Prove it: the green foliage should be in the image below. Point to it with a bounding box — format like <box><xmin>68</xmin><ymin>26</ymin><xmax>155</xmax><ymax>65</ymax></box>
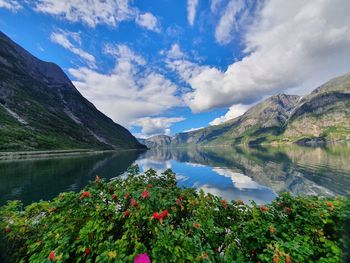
<box><xmin>0</xmin><ymin>166</ymin><xmax>348</xmax><ymax>262</ymax></box>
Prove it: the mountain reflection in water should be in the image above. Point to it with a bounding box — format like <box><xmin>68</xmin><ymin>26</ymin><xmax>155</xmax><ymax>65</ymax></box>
<box><xmin>1</xmin><ymin>145</ymin><xmax>349</xmax><ymax>206</ymax></box>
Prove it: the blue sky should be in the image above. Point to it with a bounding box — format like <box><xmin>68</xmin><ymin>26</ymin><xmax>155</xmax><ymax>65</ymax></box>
<box><xmin>1</xmin><ymin>0</ymin><xmax>350</xmax><ymax>138</ymax></box>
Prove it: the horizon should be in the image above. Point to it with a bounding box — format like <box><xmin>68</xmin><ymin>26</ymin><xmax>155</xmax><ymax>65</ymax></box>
<box><xmin>1</xmin><ymin>0</ymin><xmax>350</xmax><ymax>138</ymax></box>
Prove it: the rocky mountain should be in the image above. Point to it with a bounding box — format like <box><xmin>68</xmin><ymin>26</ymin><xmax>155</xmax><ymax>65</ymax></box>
<box><xmin>138</xmin><ymin>135</ymin><xmax>172</xmax><ymax>148</ymax></box>
<box><xmin>171</xmin><ymin>93</ymin><xmax>303</xmax><ymax>146</ymax></box>
<box><xmin>160</xmin><ymin>73</ymin><xmax>350</xmax><ymax>147</ymax></box>
<box><xmin>0</xmin><ymin>31</ymin><xmax>145</xmax><ymax>151</ymax></box>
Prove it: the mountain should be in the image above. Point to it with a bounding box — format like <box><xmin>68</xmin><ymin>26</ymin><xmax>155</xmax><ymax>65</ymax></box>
<box><xmin>165</xmin><ymin>73</ymin><xmax>350</xmax><ymax>147</ymax></box>
<box><xmin>0</xmin><ymin>31</ymin><xmax>145</xmax><ymax>151</ymax></box>
<box><xmin>138</xmin><ymin>135</ymin><xmax>172</xmax><ymax>148</ymax></box>
<box><xmin>283</xmin><ymin>73</ymin><xmax>350</xmax><ymax>143</ymax></box>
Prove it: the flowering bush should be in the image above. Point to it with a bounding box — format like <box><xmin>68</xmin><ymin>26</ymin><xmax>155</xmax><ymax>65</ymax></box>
<box><xmin>0</xmin><ymin>166</ymin><xmax>349</xmax><ymax>262</ymax></box>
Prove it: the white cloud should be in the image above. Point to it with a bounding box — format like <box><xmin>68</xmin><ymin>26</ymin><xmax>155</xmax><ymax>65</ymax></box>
<box><xmin>135</xmin><ymin>12</ymin><xmax>160</xmax><ymax>32</ymax></box>
<box><xmin>187</xmin><ymin>0</ymin><xmax>199</xmax><ymax>26</ymax></box>
<box><xmin>168</xmin><ymin>0</ymin><xmax>350</xmax><ymax>113</ymax></box>
<box><xmin>183</xmin><ymin>127</ymin><xmax>204</xmax><ymax>132</ymax></box>
<box><xmin>50</xmin><ymin>30</ymin><xmax>96</xmax><ymax>68</ymax></box>
<box><xmin>166</xmin><ymin>44</ymin><xmax>186</xmax><ymax>59</ymax></box>
<box><xmin>69</xmin><ymin>44</ymin><xmax>181</xmax><ymax>128</ymax></box>
<box><xmin>103</xmin><ymin>43</ymin><xmax>145</xmax><ymax>66</ymax></box>
<box><xmin>210</xmin><ymin>104</ymin><xmax>249</xmax><ymax>125</ymax></box>
<box><xmin>132</xmin><ymin>117</ymin><xmax>185</xmax><ymax>137</ymax></box>
<box><xmin>210</xmin><ymin>0</ymin><xmax>224</xmax><ymax>13</ymax></box>
<box><xmin>215</xmin><ymin>0</ymin><xmax>245</xmax><ymax>44</ymax></box>
<box><xmin>33</xmin><ymin>0</ymin><xmax>160</xmax><ymax>31</ymax></box>
<box><xmin>214</xmin><ymin>168</ymin><xmax>260</xmax><ymax>189</ymax></box>
<box><xmin>0</xmin><ymin>0</ymin><xmax>21</xmax><ymax>11</ymax></box>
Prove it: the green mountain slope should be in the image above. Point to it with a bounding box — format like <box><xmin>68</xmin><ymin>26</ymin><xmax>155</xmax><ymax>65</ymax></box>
<box><xmin>171</xmin><ymin>73</ymin><xmax>350</xmax><ymax>146</ymax></box>
<box><xmin>0</xmin><ymin>31</ymin><xmax>145</xmax><ymax>151</ymax></box>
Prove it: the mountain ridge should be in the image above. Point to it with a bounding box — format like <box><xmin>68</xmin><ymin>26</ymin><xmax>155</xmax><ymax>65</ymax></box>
<box><xmin>143</xmin><ymin>73</ymin><xmax>350</xmax><ymax>148</ymax></box>
<box><xmin>0</xmin><ymin>31</ymin><xmax>145</xmax><ymax>151</ymax></box>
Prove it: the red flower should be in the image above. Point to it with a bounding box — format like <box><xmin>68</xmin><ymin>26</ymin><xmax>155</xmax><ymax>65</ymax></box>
<box><xmin>221</xmin><ymin>199</ymin><xmax>227</xmax><ymax>209</ymax></box>
<box><xmin>285</xmin><ymin>255</ymin><xmax>291</xmax><ymax>263</ymax></box>
<box><xmin>141</xmin><ymin>190</ymin><xmax>149</xmax><ymax>199</ymax></box>
<box><xmin>273</xmin><ymin>253</ymin><xmax>279</xmax><ymax>263</ymax></box>
<box><xmin>179</xmin><ymin>195</ymin><xmax>184</xmax><ymax>201</ymax></box>
<box><xmin>326</xmin><ymin>202</ymin><xmax>334</xmax><ymax>207</ymax></box>
<box><xmin>131</xmin><ymin>198</ymin><xmax>137</xmax><ymax>206</ymax></box>
<box><xmin>176</xmin><ymin>199</ymin><xmax>181</xmax><ymax>206</ymax></box>
<box><xmin>153</xmin><ymin>209</ymin><xmax>168</xmax><ymax>221</ymax></box>
<box><xmin>124</xmin><ymin>193</ymin><xmax>130</xmax><ymax>199</ymax></box>
<box><xmin>112</xmin><ymin>194</ymin><xmax>117</xmax><ymax>200</ymax></box>
<box><xmin>134</xmin><ymin>253</ymin><xmax>151</xmax><ymax>263</ymax></box>
<box><xmin>160</xmin><ymin>209</ymin><xmax>168</xmax><ymax>218</ymax></box>
<box><xmin>193</xmin><ymin>222</ymin><xmax>201</xmax><ymax>229</ymax></box>
<box><xmin>153</xmin><ymin>212</ymin><xmax>160</xmax><ymax>220</ymax></box>
<box><xmin>80</xmin><ymin>191</ymin><xmax>91</xmax><ymax>199</ymax></box>
<box><xmin>124</xmin><ymin>210</ymin><xmax>130</xmax><ymax>217</ymax></box>
<box><xmin>260</xmin><ymin>205</ymin><xmax>269</xmax><ymax>212</ymax></box>
<box><xmin>95</xmin><ymin>176</ymin><xmax>100</xmax><ymax>183</ymax></box>
<box><xmin>147</xmin><ymin>183</ymin><xmax>153</xmax><ymax>189</ymax></box>
<box><xmin>48</xmin><ymin>251</ymin><xmax>55</xmax><ymax>261</ymax></box>
<box><xmin>85</xmin><ymin>247</ymin><xmax>91</xmax><ymax>255</ymax></box>
<box><xmin>284</xmin><ymin>207</ymin><xmax>292</xmax><ymax>214</ymax></box>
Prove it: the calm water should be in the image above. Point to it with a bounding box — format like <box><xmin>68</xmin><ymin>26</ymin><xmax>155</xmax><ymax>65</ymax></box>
<box><xmin>1</xmin><ymin>145</ymin><xmax>350</xmax><ymax>206</ymax></box>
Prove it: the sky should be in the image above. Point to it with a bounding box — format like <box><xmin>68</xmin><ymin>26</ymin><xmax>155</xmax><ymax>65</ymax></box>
<box><xmin>0</xmin><ymin>0</ymin><xmax>350</xmax><ymax>138</ymax></box>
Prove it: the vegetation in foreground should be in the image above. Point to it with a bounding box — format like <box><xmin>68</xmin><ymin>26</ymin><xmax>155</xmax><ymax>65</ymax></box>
<box><xmin>0</xmin><ymin>166</ymin><xmax>349</xmax><ymax>262</ymax></box>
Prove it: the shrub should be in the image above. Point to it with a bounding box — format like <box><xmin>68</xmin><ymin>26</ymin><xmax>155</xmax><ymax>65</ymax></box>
<box><xmin>0</xmin><ymin>166</ymin><xmax>348</xmax><ymax>262</ymax></box>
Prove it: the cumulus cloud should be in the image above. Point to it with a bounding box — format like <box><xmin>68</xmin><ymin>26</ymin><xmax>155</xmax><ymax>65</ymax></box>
<box><xmin>32</xmin><ymin>0</ymin><xmax>160</xmax><ymax>31</ymax></box>
<box><xmin>135</xmin><ymin>12</ymin><xmax>160</xmax><ymax>32</ymax></box>
<box><xmin>50</xmin><ymin>30</ymin><xmax>96</xmax><ymax>68</ymax></box>
<box><xmin>187</xmin><ymin>0</ymin><xmax>199</xmax><ymax>26</ymax></box>
<box><xmin>0</xmin><ymin>0</ymin><xmax>21</xmax><ymax>11</ymax></box>
<box><xmin>69</xmin><ymin>44</ymin><xmax>181</xmax><ymax>131</ymax></box>
<box><xmin>210</xmin><ymin>104</ymin><xmax>249</xmax><ymax>125</ymax></box>
<box><xmin>132</xmin><ymin>117</ymin><xmax>185</xmax><ymax>137</ymax></box>
<box><xmin>168</xmin><ymin>0</ymin><xmax>350</xmax><ymax>113</ymax></box>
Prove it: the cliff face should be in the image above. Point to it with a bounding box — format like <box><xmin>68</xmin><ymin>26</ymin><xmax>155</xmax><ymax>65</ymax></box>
<box><xmin>0</xmin><ymin>31</ymin><xmax>145</xmax><ymax>151</ymax></box>
<box><xmin>284</xmin><ymin>73</ymin><xmax>350</xmax><ymax>142</ymax></box>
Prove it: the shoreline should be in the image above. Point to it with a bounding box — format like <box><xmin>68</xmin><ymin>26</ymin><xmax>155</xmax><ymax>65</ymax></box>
<box><xmin>0</xmin><ymin>148</ymin><xmax>145</xmax><ymax>162</ymax></box>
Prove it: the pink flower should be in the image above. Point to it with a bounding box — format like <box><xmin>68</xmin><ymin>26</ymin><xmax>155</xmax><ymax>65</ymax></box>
<box><xmin>134</xmin><ymin>253</ymin><xmax>151</xmax><ymax>263</ymax></box>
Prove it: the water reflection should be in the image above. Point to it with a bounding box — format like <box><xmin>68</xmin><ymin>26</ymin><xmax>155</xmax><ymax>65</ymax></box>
<box><xmin>0</xmin><ymin>145</ymin><xmax>349</xmax><ymax>206</ymax></box>
<box><xmin>136</xmin><ymin>145</ymin><xmax>350</xmax><ymax>203</ymax></box>
<box><xmin>0</xmin><ymin>151</ymin><xmax>141</xmax><ymax>206</ymax></box>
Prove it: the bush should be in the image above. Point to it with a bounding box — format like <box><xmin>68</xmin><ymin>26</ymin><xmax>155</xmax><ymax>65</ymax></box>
<box><xmin>0</xmin><ymin>166</ymin><xmax>348</xmax><ymax>262</ymax></box>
